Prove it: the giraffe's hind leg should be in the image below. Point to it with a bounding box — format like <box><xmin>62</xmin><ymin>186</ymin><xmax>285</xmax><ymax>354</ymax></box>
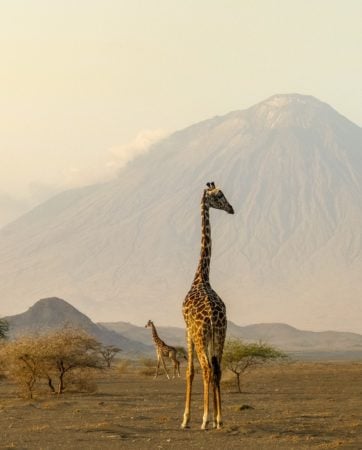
<box><xmin>200</xmin><ymin>356</ymin><xmax>211</xmax><ymax>430</ymax></box>
<box><xmin>212</xmin><ymin>380</ymin><xmax>223</xmax><ymax>428</ymax></box>
<box><xmin>211</xmin><ymin>356</ymin><xmax>223</xmax><ymax>429</ymax></box>
<box><xmin>171</xmin><ymin>352</ymin><xmax>180</xmax><ymax>378</ymax></box>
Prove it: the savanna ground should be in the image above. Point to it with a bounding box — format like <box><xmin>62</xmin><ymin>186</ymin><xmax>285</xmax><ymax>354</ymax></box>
<box><xmin>1</xmin><ymin>360</ymin><xmax>362</xmax><ymax>449</ymax></box>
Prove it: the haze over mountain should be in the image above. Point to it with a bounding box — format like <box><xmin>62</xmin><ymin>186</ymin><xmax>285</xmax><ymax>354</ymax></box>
<box><xmin>0</xmin><ymin>94</ymin><xmax>361</xmax><ymax>332</ymax></box>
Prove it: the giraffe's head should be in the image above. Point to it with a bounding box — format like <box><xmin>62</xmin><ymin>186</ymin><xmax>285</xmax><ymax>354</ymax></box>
<box><xmin>145</xmin><ymin>320</ymin><xmax>153</xmax><ymax>328</ymax></box>
<box><xmin>204</xmin><ymin>182</ymin><xmax>234</xmax><ymax>214</ymax></box>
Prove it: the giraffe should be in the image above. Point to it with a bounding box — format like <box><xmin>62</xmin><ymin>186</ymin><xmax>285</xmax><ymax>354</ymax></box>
<box><xmin>145</xmin><ymin>320</ymin><xmax>181</xmax><ymax>379</ymax></box>
<box><xmin>181</xmin><ymin>182</ymin><xmax>234</xmax><ymax>430</ymax></box>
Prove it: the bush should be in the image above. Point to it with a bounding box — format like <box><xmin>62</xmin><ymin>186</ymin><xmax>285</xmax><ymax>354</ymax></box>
<box><xmin>115</xmin><ymin>359</ymin><xmax>130</xmax><ymax>375</ymax></box>
<box><xmin>139</xmin><ymin>358</ymin><xmax>156</xmax><ymax>376</ymax></box>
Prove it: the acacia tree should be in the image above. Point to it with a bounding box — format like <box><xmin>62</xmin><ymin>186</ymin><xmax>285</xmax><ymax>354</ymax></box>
<box><xmin>0</xmin><ymin>336</ymin><xmax>43</xmax><ymax>398</ymax></box>
<box><xmin>99</xmin><ymin>345</ymin><xmax>122</xmax><ymax>368</ymax></box>
<box><xmin>40</xmin><ymin>328</ymin><xmax>103</xmax><ymax>394</ymax></box>
<box><xmin>0</xmin><ymin>328</ymin><xmax>103</xmax><ymax>397</ymax></box>
<box><xmin>223</xmin><ymin>339</ymin><xmax>287</xmax><ymax>393</ymax></box>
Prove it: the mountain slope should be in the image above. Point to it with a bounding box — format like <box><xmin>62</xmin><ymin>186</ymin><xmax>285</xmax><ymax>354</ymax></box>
<box><xmin>0</xmin><ymin>94</ymin><xmax>361</xmax><ymax>332</ymax></box>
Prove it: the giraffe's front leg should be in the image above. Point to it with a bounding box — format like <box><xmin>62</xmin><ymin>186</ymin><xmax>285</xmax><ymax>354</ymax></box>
<box><xmin>181</xmin><ymin>338</ymin><xmax>194</xmax><ymax>429</ymax></box>
<box><xmin>160</xmin><ymin>356</ymin><xmax>170</xmax><ymax>379</ymax></box>
<box><xmin>154</xmin><ymin>355</ymin><xmax>161</xmax><ymax>379</ymax></box>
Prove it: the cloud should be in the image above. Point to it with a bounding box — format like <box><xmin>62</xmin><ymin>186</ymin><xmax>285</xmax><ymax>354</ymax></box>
<box><xmin>62</xmin><ymin>129</ymin><xmax>169</xmax><ymax>189</ymax></box>
<box><xmin>0</xmin><ymin>129</ymin><xmax>169</xmax><ymax>227</ymax></box>
<box><xmin>107</xmin><ymin>129</ymin><xmax>169</xmax><ymax>169</ymax></box>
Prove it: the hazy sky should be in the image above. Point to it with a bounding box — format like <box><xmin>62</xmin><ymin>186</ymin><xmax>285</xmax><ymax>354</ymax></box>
<box><xmin>1</xmin><ymin>0</ymin><xmax>361</xmax><ymax>226</ymax></box>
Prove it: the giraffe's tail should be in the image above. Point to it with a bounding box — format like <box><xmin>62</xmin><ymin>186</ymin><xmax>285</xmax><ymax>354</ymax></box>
<box><xmin>209</xmin><ymin>320</ymin><xmax>221</xmax><ymax>388</ymax></box>
<box><xmin>211</xmin><ymin>355</ymin><xmax>221</xmax><ymax>388</ymax></box>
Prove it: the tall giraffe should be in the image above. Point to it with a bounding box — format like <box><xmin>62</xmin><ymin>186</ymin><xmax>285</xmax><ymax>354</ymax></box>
<box><xmin>181</xmin><ymin>182</ymin><xmax>234</xmax><ymax>430</ymax></box>
<box><xmin>145</xmin><ymin>320</ymin><xmax>180</xmax><ymax>379</ymax></box>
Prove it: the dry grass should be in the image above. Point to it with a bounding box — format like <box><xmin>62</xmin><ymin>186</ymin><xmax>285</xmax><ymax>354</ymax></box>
<box><xmin>0</xmin><ymin>361</ymin><xmax>361</xmax><ymax>449</ymax></box>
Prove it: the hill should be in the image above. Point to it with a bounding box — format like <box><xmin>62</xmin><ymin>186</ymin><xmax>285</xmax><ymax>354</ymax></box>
<box><xmin>4</xmin><ymin>297</ymin><xmax>153</xmax><ymax>357</ymax></box>
<box><xmin>0</xmin><ymin>94</ymin><xmax>361</xmax><ymax>332</ymax></box>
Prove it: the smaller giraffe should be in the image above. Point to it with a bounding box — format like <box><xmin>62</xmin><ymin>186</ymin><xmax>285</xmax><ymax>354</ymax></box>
<box><xmin>145</xmin><ymin>320</ymin><xmax>181</xmax><ymax>379</ymax></box>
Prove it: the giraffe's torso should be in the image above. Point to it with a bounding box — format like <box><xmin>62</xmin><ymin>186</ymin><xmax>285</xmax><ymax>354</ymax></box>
<box><xmin>183</xmin><ymin>281</ymin><xmax>227</xmax><ymax>357</ymax></box>
<box><xmin>152</xmin><ymin>328</ymin><xmax>177</xmax><ymax>358</ymax></box>
<box><xmin>158</xmin><ymin>340</ymin><xmax>176</xmax><ymax>358</ymax></box>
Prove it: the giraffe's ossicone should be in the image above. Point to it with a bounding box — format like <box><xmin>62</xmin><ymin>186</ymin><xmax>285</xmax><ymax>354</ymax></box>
<box><xmin>181</xmin><ymin>182</ymin><xmax>234</xmax><ymax>430</ymax></box>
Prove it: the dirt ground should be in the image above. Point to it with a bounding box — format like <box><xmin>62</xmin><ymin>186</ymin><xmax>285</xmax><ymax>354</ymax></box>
<box><xmin>1</xmin><ymin>361</ymin><xmax>362</xmax><ymax>449</ymax></box>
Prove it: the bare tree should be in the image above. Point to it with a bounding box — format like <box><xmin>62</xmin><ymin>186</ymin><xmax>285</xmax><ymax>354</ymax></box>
<box><xmin>223</xmin><ymin>339</ymin><xmax>287</xmax><ymax>393</ymax></box>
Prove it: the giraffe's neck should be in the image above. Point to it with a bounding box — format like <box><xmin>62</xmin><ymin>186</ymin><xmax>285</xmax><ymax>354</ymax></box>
<box><xmin>151</xmin><ymin>323</ymin><xmax>163</xmax><ymax>347</ymax></box>
<box><xmin>193</xmin><ymin>192</ymin><xmax>211</xmax><ymax>285</ymax></box>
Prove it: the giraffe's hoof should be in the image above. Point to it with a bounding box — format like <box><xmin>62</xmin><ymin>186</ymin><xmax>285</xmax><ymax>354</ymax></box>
<box><xmin>180</xmin><ymin>423</ymin><xmax>190</xmax><ymax>429</ymax></box>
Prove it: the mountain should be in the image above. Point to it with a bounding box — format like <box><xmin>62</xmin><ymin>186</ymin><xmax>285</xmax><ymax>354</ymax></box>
<box><xmin>0</xmin><ymin>94</ymin><xmax>361</xmax><ymax>332</ymax></box>
<box><xmin>226</xmin><ymin>322</ymin><xmax>362</xmax><ymax>353</ymax></box>
<box><xmin>5</xmin><ymin>296</ymin><xmax>362</xmax><ymax>357</ymax></box>
<box><xmin>4</xmin><ymin>297</ymin><xmax>153</xmax><ymax>356</ymax></box>
<box><xmin>100</xmin><ymin>319</ymin><xmax>362</xmax><ymax>356</ymax></box>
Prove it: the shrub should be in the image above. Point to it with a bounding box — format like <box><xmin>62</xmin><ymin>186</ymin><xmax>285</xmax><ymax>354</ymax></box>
<box><xmin>139</xmin><ymin>358</ymin><xmax>156</xmax><ymax>376</ymax></box>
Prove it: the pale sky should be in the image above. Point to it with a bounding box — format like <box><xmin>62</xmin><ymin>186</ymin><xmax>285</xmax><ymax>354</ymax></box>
<box><xmin>1</xmin><ymin>0</ymin><xmax>361</xmax><ymax>226</ymax></box>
